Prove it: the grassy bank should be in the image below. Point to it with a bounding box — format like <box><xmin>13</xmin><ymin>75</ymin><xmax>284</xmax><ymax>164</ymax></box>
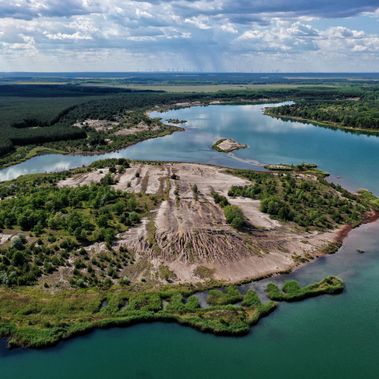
<box><xmin>0</xmin><ymin>275</ymin><xmax>348</xmax><ymax>348</ymax></box>
<box><xmin>0</xmin><ymin>285</ymin><xmax>277</xmax><ymax>348</ymax></box>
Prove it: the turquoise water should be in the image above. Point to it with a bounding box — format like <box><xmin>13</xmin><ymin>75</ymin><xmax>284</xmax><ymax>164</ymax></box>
<box><xmin>2</xmin><ymin>221</ymin><xmax>379</xmax><ymax>379</ymax></box>
<box><xmin>1</xmin><ymin>104</ymin><xmax>379</xmax><ymax>378</ymax></box>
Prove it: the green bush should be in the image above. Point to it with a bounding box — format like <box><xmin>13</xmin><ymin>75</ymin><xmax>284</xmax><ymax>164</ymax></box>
<box><xmin>128</xmin><ymin>293</ymin><xmax>162</xmax><ymax>312</ymax></box>
<box><xmin>241</xmin><ymin>290</ymin><xmax>261</xmax><ymax>307</ymax></box>
<box><xmin>207</xmin><ymin>286</ymin><xmax>243</xmax><ymax>306</ymax></box>
<box><xmin>212</xmin><ymin>192</ymin><xmax>230</xmax><ymax>208</ymax></box>
<box><xmin>223</xmin><ymin>205</ymin><xmax>246</xmax><ymax>230</ymax></box>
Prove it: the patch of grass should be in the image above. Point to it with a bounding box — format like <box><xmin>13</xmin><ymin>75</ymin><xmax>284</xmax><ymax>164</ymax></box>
<box><xmin>193</xmin><ymin>266</ymin><xmax>215</xmax><ymax>280</ymax></box>
<box><xmin>158</xmin><ymin>265</ymin><xmax>177</xmax><ymax>282</ymax></box>
<box><xmin>128</xmin><ymin>293</ymin><xmax>162</xmax><ymax>312</ymax></box>
<box><xmin>241</xmin><ymin>289</ymin><xmax>261</xmax><ymax>307</ymax></box>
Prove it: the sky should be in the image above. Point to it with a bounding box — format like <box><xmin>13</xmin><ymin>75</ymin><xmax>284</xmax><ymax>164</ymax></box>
<box><xmin>0</xmin><ymin>0</ymin><xmax>379</xmax><ymax>72</ymax></box>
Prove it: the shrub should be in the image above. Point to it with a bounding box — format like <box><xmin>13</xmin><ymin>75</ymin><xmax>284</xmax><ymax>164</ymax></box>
<box><xmin>207</xmin><ymin>286</ymin><xmax>243</xmax><ymax>306</ymax></box>
<box><xmin>223</xmin><ymin>205</ymin><xmax>246</xmax><ymax>230</ymax></box>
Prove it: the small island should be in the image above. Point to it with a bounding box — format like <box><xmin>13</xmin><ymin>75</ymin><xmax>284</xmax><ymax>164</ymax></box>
<box><xmin>212</xmin><ymin>138</ymin><xmax>247</xmax><ymax>153</ymax></box>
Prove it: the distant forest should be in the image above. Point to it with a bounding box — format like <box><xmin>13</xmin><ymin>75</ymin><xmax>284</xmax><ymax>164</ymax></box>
<box><xmin>267</xmin><ymin>86</ymin><xmax>379</xmax><ymax>130</ymax></box>
<box><xmin>0</xmin><ymin>83</ymin><xmax>378</xmax><ymax>159</ymax></box>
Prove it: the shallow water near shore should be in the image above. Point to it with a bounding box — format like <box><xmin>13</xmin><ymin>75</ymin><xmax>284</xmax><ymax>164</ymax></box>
<box><xmin>1</xmin><ymin>103</ymin><xmax>379</xmax><ymax>378</ymax></box>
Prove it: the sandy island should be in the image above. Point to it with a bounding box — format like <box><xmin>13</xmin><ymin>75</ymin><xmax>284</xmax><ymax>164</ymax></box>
<box><xmin>213</xmin><ymin>138</ymin><xmax>247</xmax><ymax>153</ymax></box>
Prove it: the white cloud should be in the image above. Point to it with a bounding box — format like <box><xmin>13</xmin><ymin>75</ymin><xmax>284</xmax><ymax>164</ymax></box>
<box><xmin>44</xmin><ymin>31</ymin><xmax>92</xmax><ymax>40</ymax></box>
<box><xmin>319</xmin><ymin>26</ymin><xmax>379</xmax><ymax>53</ymax></box>
<box><xmin>0</xmin><ymin>1</ymin><xmax>378</xmax><ymax>71</ymax></box>
<box><xmin>184</xmin><ymin>16</ymin><xmax>211</xmax><ymax>30</ymax></box>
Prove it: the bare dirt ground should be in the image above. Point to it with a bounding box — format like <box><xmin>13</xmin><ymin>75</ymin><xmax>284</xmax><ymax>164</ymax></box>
<box><xmin>0</xmin><ymin>233</ymin><xmax>12</xmax><ymax>245</ymax></box>
<box><xmin>58</xmin><ymin>162</ymin><xmax>343</xmax><ymax>285</ymax></box>
<box><xmin>57</xmin><ymin>168</ymin><xmax>109</xmax><ymax>187</ymax></box>
<box><xmin>74</xmin><ymin>119</ymin><xmax>119</xmax><ymax>132</ymax></box>
<box><xmin>114</xmin><ymin>122</ymin><xmax>161</xmax><ymax>136</ymax></box>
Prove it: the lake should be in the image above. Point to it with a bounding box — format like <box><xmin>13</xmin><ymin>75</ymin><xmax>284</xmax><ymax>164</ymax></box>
<box><xmin>1</xmin><ymin>103</ymin><xmax>379</xmax><ymax>379</ymax></box>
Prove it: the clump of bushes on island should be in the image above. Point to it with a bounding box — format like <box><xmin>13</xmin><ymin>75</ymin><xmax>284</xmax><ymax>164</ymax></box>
<box><xmin>265</xmin><ymin>276</ymin><xmax>344</xmax><ymax>302</ymax></box>
<box><xmin>207</xmin><ymin>286</ymin><xmax>243</xmax><ymax>306</ymax></box>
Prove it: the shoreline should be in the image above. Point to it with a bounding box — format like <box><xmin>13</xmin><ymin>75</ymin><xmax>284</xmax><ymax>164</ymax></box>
<box><xmin>264</xmin><ymin>109</ymin><xmax>379</xmax><ymax>136</ymax></box>
<box><xmin>0</xmin><ymin>124</ymin><xmax>183</xmax><ymax>171</ymax></box>
<box><xmin>0</xmin><ymin>98</ymin><xmax>285</xmax><ymax>171</ymax></box>
<box><xmin>0</xmin><ymin>205</ymin><xmax>377</xmax><ymax>351</ymax></box>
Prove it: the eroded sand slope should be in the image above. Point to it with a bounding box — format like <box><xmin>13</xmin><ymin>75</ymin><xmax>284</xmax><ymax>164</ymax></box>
<box><xmin>59</xmin><ymin>163</ymin><xmax>341</xmax><ymax>284</ymax></box>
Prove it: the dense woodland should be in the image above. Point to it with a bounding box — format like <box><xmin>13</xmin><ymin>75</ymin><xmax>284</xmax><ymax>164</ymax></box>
<box><xmin>0</xmin><ymin>83</ymin><xmax>373</xmax><ymax>160</ymax></box>
<box><xmin>268</xmin><ymin>86</ymin><xmax>379</xmax><ymax>130</ymax></box>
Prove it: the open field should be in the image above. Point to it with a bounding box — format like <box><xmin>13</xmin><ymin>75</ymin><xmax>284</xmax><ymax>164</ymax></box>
<box><xmin>80</xmin><ymin>83</ymin><xmax>336</xmax><ymax>93</ymax></box>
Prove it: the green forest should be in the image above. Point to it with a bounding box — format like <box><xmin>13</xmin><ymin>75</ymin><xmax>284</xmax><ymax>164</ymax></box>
<box><xmin>0</xmin><ymin>162</ymin><xmax>151</xmax><ymax>287</ymax></box>
<box><xmin>228</xmin><ymin>170</ymin><xmax>376</xmax><ymax>229</ymax></box>
<box><xmin>267</xmin><ymin>85</ymin><xmax>379</xmax><ymax>130</ymax></box>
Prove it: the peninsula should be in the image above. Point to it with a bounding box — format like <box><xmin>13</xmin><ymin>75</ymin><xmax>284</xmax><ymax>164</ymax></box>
<box><xmin>0</xmin><ymin>157</ymin><xmax>377</xmax><ymax>348</ymax></box>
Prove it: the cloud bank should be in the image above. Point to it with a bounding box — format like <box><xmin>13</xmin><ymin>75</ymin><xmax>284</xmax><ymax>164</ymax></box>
<box><xmin>0</xmin><ymin>0</ymin><xmax>378</xmax><ymax>71</ymax></box>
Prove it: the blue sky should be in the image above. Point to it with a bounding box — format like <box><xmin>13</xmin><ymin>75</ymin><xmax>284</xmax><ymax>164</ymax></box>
<box><xmin>0</xmin><ymin>0</ymin><xmax>378</xmax><ymax>72</ymax></box>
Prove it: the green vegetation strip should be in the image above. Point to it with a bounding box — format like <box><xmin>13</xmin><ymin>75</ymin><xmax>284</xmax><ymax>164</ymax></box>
<box><xmin>0</xmin><ymin>286</ymin><xmax>277</xmax><ymax>348</ymax></box>
<box><xmin>0</xmin><ymin>275</ymin><xmax>345</xmax><ymax>348</ymax></box>
<box><xmin>266</xmin><ymin>276</ymin><xmax>344</xmax><ymax>302</ymax></box>
<box><xmin>266</xmin><ymin>89</ymin><xmax>379</xmax><ymax>133</ymax></box>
